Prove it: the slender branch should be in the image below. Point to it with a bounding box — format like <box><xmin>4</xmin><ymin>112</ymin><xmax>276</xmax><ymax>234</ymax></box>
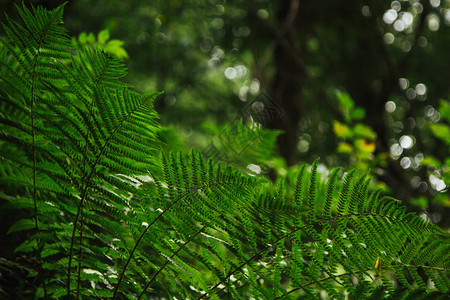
<box><xmin>137</xmin><ymin>226</ymin><xmax>207</xmax><ymax>299</ymax></box>
<box><xmin>276</xmin><ymin>0</ymin><xmax>300</xmax><ymax>38</ymax></box>
<box><xmin>113</xmin><ymin>180</ymin><xmax>250</xmax><ymax>299</ymax></box>
<box><xmin>31</xmin><ymin>31</ymin><xmax>39</xmax><ymax>255</ymax></box>
<box><xmin>29</xmin><ymin>12</ymin><xmax>60</xmax><ymax>299</ymax></box>
<box><xmin>248</xmin><ymin>0</ymin><xmax>302</xmax><ymax>78</ymax></box>
<box><xmin>396</xmin><ymin>264</ymin><xmax>448</xmax><ymax>272</ymax></box>
<box><xmin>275</xmin><ymin>270</ymin><xmax>365</xmax><ymax>299</ymax></box>
<box><xmin>112</xmin><ymin>188</ymin><xmax>193</xmax><ymax>299</ymax></box>
<box><xmin>76</xmin><ymin>64</ymin><xmax>99</xmax><ymax>299</ymax></box>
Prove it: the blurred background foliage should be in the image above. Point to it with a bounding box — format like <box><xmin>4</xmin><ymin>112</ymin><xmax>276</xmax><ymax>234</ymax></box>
<box><xmin>1</xmin><ymin>0</ymin><xmax>448</xmax><ymax>239</ymax></box>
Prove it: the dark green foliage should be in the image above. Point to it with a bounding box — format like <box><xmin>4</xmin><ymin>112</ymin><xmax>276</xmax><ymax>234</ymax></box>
<box><xmin>0</xmin><ymin>4</ymin><xmax>449</xmax><ymax>299</ymax></box>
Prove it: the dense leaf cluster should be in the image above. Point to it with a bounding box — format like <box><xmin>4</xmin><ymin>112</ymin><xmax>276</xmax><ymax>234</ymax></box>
<box><xmin>0</xmin><ymin>4</ymin><xmax>449</xmax><ymax>299</ymax></box>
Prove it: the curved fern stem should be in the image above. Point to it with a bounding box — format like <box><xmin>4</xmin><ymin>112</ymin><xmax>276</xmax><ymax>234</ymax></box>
<box><xmin>31</xmin><ymin>51</ymin><xmax>38</xmax><ymax>250</ymax></box>
<box><xmin>76</xmin><ymin>77</ymin><xmax>96</xmax><ymax>299</ymax></box>
<box><xmin>197</xmin><ymin>223</ymin><xmax>312</xmax><ymax>299</ymax></box>
<box><xmin>75</xmin><ymin>213</ymin><xmax>85</xmax><ymax>299</ymax></box>
<box><xmin>275</xmin><ymin>271</ymin><xmax>365</xmax><ymax>299</ymax></box>
<box><xmin>114</xmin><ymin>179</ymin><xmax>240</xmax><ymax>299</ymax></box>
<box><xmin>30</xmin><ymin>0</ymin><xmax>59</xmax><ymax>257</ymax></box>
<box><xmin>29</xmin><ymin>10</ymin><xmax>60</xmax><ymax>299</ymax></box>
<box><xmin>67</xmin><ymin>96</ymin><xmax>153</xmax><ymax>298</ymax></box>
<box><xmin>112</xmin><ymin>182</ymin><xmax>215</xmax><ymax>299</ymax></box>
<box><xmin>137</xmin><ymin>225</ymin><xmax>207</xmax><ymax>299</ymax></box>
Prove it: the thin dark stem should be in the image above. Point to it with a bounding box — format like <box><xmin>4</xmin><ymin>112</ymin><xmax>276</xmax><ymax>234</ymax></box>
<box><xmin>75</xmin><ymin>213</ymin><xmax>84</xmax><ymax>299</ymax></box>
<box><xmin>30</xmin><ymin>27</ymin><xmax>51</xmax><ymax>300</ymax></box>
<box><xmin>114</xmin><ymin>180</ymin><xmax>250</xmax><ymax>299</ymax></box>
<box><xmin>112</xmin><ymin>185</ymin><xmax>210</xmax><ymax>299</ymax></box>
<box><xmin>30</xmin><ymin>23</ymin><xmax>42</xmax><ymax>256</ymax></box>
<box><xmin>67</xmin><ymin>93</ymin><xmax>152</xmax><ymax>298</ymax></box>
<box><xmin>137</xmin><ymin>226</ymin><xmax>207</xmax><ymax>299</ymax></box>
<box><xmin>75</xmin><ymin>78</ymin><xmax>96</xmax><ymax>299</ymax></box>
<box><xmin>275</xmin><ymin>271</ymin><xmax>363</xmax><ymax>299</ymax></box>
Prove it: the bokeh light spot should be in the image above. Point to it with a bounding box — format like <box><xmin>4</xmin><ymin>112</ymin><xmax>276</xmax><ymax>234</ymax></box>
<box><xmin>429</xmin><ymin>175</ymin><xmax>446</xmax><ymax>192</ymax></box>
<box><xmin>208</xmin><ymin>57</ymin><xmax>220</xmax><ymax>68</ymax></box>
<box><xmin>239</xmin><ymin>86</ymin><xmax>249</xmax><ymax>101</ymax></box>
<box><xmin>430</xmin><ymin>0</ymin><xmax>441</xmax><ymax>8</ymax></box>
<box><xmin>361</xmin><ymin>6</ymin><xmax>371</xmax><ymax>17</ymax></box>
<box><xmin>402</xmin><ymin>12</ymin><xmax>414</xmax><ymax>27</ymax></box>
<box><xmin>393</xmin><ymin>19</ymin><xmax>405</xmax><ymax>31</ymax></box>
<box><xmin>399</xmin><ymin>78</ymin><xmax>409</xmax><ymax>90</ymax></box>
<box><xmin>390</xmin><ymin>143</ymin><xmax>403</xmax><ymax>158</ymax></box>
<box><xmin>384</xmin><ymin>33</ymin><xmax>395</xmax><ymax>44</ymax></box>
<box><xmin>392</xmin><ymin>121</ymin><xmax>403</xmax><ymax>133</ymax></box>
<box><xmin>391</xmin><ymin>1</ymin><xmax>401</xmax><ymax>12</ymax></box>
<box><xmin>415</xmin><ymin>83</ymin><xmax>427</xmax><ymax>96</ymax></box>
<box><xmin>257</xmin><ymin>9</ymin><xmax>269</xmax><ymax>19</ymax></box>
<box><xmin>298</xmin><ymin>140</ymin><xmax>310</xmax><ymax>153</ymax></box>
<box><xmin>224</xmin><ymin>67</ymin><xmax>237</xmax><ymax>79</ymax></box>
<box><xmin>413</xmin><ymin>3</ymin><xmax>424</xmax><ymax>14</ymax></box>
<box><xmin>247</xmin><ymin>164</ymin><xmax>261</xmax><ymax>174</ymax></box>
<box><xmin>383</xmin><ymin>9</ymin><xmax>398</xmax><ymax>24</ymax></box>
<box><xmin>400</xmin><ymin>157</ymin><xmax>411</xmax><ymax>169</ymax></box>
<box><xmin>164</xmin><ymin>95</ymin><xmax>176</xmax><ymax>106</ymax></box>
<box><xmin>417</xmin><ymin>36</ymin><xmax>428</xmax><ymax>47</ymax></box>
<box><xmin>425</xmin><ymin>105</ymin><xmax>441</xmax><ymax>122</ymax></box>
<box><xmin>406</xmin><ymin>88</ymin><xmax>416</xmax><ymax>100</ymax></box>
<box><xmin>211</xmin><ymin>18</ymin><xmax>224</xmax><ymax>30</ymax></box>
<box><xmin>249</xmin><ymin>79</ymin><xmax>260</xmax><ymax>94</ymax></box>
<box><xmin>400</xmin><ymin>135</ymin><xmax>414</xmax><ymax>149</ymax></box>
<box><xmin>427</xmin><ymin>14</ymin><xmax>440</xmax><ymax>31</ymax></box>
<box><xmin>385</xmin><ymin>101</ymin><xmax>396</xmax><ymax>113</ymax></box>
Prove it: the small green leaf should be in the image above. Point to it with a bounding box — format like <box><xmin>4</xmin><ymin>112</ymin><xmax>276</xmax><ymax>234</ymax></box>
<box><xmin>336</xmin><ymin>91</ymin><xmax>354</xmax><ymax>111</ymax></box>
<box><xmin>105</xmin><ymin>40</ymin><xmax>129</xmax><ymax>59</ymax></box>
<box><xmin>106</xmin><ymin>39</ymin><xmax>124</xmax><ymax>48</ymax></box>
<box><xmin>87</xmin><ymin>33</ymin><xmax>96</xmax><ymax>43</ymax></box>
<box><xmin>353</xmin><ymin>123</ymin><xmax>376</xmax><ymax>139</ymax></box>
<box><xmin>422</xmin><ymin>156</ymin><xmax>442</xmax><ymax>168</ymax></box>
<box><xmin>354</xmin><ymin>139</ymin><xmax>375</xmax><ymax>153</ymax></box>
<box><xmin>14</xmin><ymin>239</ymin><xmax>37</xmax><ymax>253</ymax></box>
<box><xmin>78</xmin><ymin>32</ymin><xmax>87</xmax><ymax>43</ymax></box>
<box><xmin>8</xmin><ymin>219</ymin><xmax>35</xmax><ymax>234</ymax></box>
<box><xmin>438</xmin><ymin>99</ymin><xmax>450</xmax><ymax>122</ymax></box>
<box><xmin>333</xmin><ymin>121</ymin><xmax>352</xmax><ymax>139</ymax></box>
<box><xmin>351</xmin><ymin>107</ymin><xmax>365</xmax><ymax>120</ymax></box>
<box><xmin>337</xmin><ymin>142</ymin><xmax>353</xmax><ymax>153</ymax></box>
<box><xmin>411</xmin><ymin>197</ymin><xmax>428</xmax><ymax>209</ymax></box>
<box><xmin>336</xmin><ymin>91</ymin><xmax>354</xmax><ymax>122</ymax></box>
<box><xmin>429</xmin><ymin>123</ymin><xmax>450</xmax><ymax>145</ymax></box>
<box><xmin>98</xmin><ymin>29</ymin><xmax>110</xmax><ymax>44</ymax></box>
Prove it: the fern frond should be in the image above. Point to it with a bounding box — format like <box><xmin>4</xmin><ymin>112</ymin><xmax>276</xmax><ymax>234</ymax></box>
<box><xmin>307</xmin><ymin>158</ymin><xmax>319</xmax><ymax>222</ymax></box>
<box><xmin>323</xmin><ymin>167</ymin><xmax>341</xmax><ymax>218</ymax></box>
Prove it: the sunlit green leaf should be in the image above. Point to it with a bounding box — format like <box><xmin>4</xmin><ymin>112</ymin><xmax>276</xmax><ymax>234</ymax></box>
<box><xmin>422</xmin><ymin>156</ymin><xmax>442</xmax><ymax>168</ymax></box>
<box><xmin>438</xmin><ymin>99</ymin><xmax>450</xmax><ymax>122</ymax></box>
<box><xmin>98</xmin><ymin>29</ymin><xmax>110</xmax><ymax>44</ymax></box>
<box><xmin>429</xmin><ymin>123</ymin><xmax>450</xmax><ymax>145</ymax></box>
<box><xmin>333</xmin><ymin>121</ymin><xmax>352</xmax><ymax>138</ymax></box>
<box><xmin>337</xmin><ymin>142</ymin><xmax>353</xmax><ymax>153</ymax></box>
<box><xmin>353</xmin><ymin>123</ymin><xmax>376</xmax><ymax>140</ymax></box>
<box><xmin>354</xmin><ymin>139</ymin><xmax>375</xmax><ymax>153</ymax></box>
